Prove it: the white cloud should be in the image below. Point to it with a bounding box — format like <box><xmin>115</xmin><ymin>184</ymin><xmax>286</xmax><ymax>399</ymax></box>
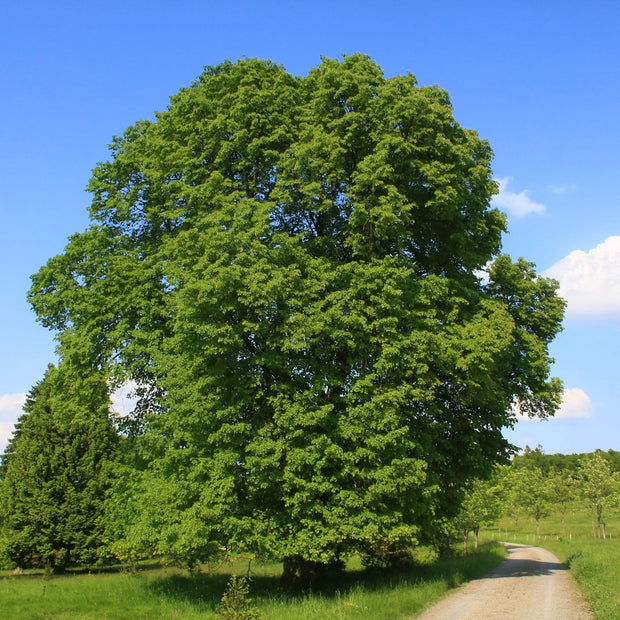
<box><xmin>513</xmin><ymin>388</ymin><xmax>592</xmax><ymax>422</ymax></box>
<box><xmin>0</xmin><ymin>393</ymin><xmax>26</xmax><ymax>454</ymax></box>
<box><xmin>555</xmin><ymin>388</ymin><xmax>592</xmax><ymax>420</ymax></box>
<box><xmin>544</xmin><ymin>236</ymin><xmax>620</xmax><ymax>321</ymax></box>
<box><xmin>548</xmin><ymin>183</ymin><xmax>576</xmax><ymax>194</ymax></box>
<box><xmin>492</xmin><ymin>177</ymin><xmax>546</xmax><ymax>218</ymax></box>
<box><xmin>110</xmin><ymin>381</ymin><xmax>138</xmax><ymax>417</ymax></box>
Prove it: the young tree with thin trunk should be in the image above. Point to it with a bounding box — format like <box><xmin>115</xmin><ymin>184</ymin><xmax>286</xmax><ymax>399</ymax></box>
<box><xmin>520</xmin><ymin>466</ymin><xmax>552</xmax><ymax>536</ymax></box>
<box><xmin>497</xmin><ymin>465</ymin><xmax>529</xmax><ymax>535</ymax></box>
<box><xmin>456</xmin><ymin>476</ymin><xmax>502</xmax><ymax>553</ymax></box>
<box><xmin>578</xmin><ymin>452</ymin><xmax>620</xmax><ymax>539</ymax></box>
<box><xmin>547</xmin><ymin>466</ymin><xmax>575</xmax><ymax>536</ymax></box>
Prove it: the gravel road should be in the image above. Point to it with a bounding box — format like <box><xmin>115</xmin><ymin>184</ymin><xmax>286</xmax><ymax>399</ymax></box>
<box><xmin>415</xmin><ymin>543</ymin><xmax>593</xmax><ymax>620</ymax></box>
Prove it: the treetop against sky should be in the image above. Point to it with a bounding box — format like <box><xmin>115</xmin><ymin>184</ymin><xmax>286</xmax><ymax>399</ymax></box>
<box><xmin>1</xmin><ymin>2</ymin><xmax>619</xmax><ymax>457</ymax></box>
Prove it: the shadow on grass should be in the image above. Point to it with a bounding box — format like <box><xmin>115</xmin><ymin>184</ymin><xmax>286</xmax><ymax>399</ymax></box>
<box><xmin>145</xmin><ymin>544</ymin><xmax>504</xmax><ymax>612</ymax></box>
<box><xmin>147</xmin><ymin>571</ymin><xmax>231</xmax><ymax>612</ymax></box>
<box><xmin>0</xmin><ymin>561</ymin><xmax>166</xmax><ymax>581</ymax></box>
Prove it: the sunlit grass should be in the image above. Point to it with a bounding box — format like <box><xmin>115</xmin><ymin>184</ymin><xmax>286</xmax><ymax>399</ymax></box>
<box><xmin>0</xmin><ymin>544</ymin><xmax>506</xmax><ymax>619</ymax></box>
<box><xmin>486</xmin><ymin>508</ymin><xmax>620</xmax><ymax>541</ymax></box>
<box><xmin>544</xmin><ymin>537</ymin><xmax>620</xmax><ymax>620</ymax></box>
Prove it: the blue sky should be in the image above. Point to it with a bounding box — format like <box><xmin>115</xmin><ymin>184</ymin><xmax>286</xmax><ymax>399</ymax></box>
<box><xmin>1</xmin><ymin>1</ymin><xmax>619</xmax><ymax>456</ymax></box>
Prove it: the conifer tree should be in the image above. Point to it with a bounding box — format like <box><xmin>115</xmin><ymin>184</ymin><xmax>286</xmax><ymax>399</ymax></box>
<box><xmin>0</xmin><ymin>362</ymin><xmax>118</xmax><ymax>572</ymax></box>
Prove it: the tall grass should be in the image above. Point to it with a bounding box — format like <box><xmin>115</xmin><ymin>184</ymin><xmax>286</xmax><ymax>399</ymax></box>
<box><xmin>0</xmin><ymin>544</ymin><xmax>506</xmax><ymax>620</ymax></box>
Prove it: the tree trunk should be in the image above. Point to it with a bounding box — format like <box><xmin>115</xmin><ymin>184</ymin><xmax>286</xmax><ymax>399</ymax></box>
<box><xmin>281</xmin><ymin>555</ymin><xmax>331</xmax><ymax>589</ymax></box>
<box><xmin>597</xmin><ymin>507</ymin><xmax>606</xmax><ymax>539</ymax></box>
<box><xmin>473</xmin><ymin>527</ymin><xmax>479</xmax><ymax>549</ymax></box>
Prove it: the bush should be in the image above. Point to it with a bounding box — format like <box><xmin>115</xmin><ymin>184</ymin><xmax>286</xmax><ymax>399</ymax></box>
<box><xmin>360</xmin><ymin>540</ymin><xmax>417</xmax><ymax>569</ymax></box>
<box><xmin>216</xmin><ymin>575</ymin><xmax>261</xmax><ymax>620</ymax></box>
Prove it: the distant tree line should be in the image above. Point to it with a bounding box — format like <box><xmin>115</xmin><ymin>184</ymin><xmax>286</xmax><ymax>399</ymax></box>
<box><xmin>455</xmin><ymin>445</ymin><xmax>620</xmax><ymax>551</ymax></box>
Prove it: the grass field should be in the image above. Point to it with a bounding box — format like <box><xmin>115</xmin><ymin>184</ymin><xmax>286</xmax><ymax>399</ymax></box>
<box><xmin>483</xmin><ymin>508</ymin><xmax>620</xmax><ymax>619</ymax></box>
<box><xmin>0</xmin><ymin>544</ymin><xmax>507</xmax><ymax>620</ymax></box>
<box><xmin>4</xmin><ymin>508</ymin><xmax>618</xmax><ymax>618</ymax></box>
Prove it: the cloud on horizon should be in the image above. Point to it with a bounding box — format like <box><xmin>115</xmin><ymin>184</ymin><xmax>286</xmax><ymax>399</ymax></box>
<box><xmin>0</xmin><ymin>393</ymin><xmax>26</xmax><ymax>453</ymax></box>
<box><xmin>544</xmin><ymin>236</ymin><xmax>620</xmax><ymax>322</ymax></box>
<box><xmin>492</xmin><ymin>177</ymin><xmax>546</xmax><ymax>218</ymax></box>
<box><xmin>0</xmin><ymin>386</ymin><xmax>137</xmax><ymax>455</ymax></box>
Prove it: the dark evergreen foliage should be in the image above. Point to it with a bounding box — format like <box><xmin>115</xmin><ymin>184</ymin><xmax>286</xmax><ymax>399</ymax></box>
<box><xmin>0</xmin><ymin>363</ymin><xmax>118</xmax><ymax>572</ymax></box>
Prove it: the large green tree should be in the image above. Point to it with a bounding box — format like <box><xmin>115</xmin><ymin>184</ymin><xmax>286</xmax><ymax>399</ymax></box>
<box><xmin>28</xmin><ymin>55</ymin><xmax>565</xmax><ymax>573</ymax></box>
<box><xmin>0</xmin><ymin>362</ymin><xmax>118</xmax><ymax>572</ymax></box>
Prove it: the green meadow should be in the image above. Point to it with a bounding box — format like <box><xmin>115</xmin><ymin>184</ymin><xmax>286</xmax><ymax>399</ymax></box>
<box><xmin>0</xmin><ymin>544</ymin><xmax>506</xmax><ymax>620</ymax></box>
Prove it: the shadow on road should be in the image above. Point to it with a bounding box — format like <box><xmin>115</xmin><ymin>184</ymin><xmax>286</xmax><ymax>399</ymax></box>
<box><xmin>482</xmin><ymin>544</ymin><xmax>566</xmax><ymax>579</ymax></box>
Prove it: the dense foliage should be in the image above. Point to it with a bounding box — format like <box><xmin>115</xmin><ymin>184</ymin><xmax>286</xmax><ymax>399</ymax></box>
<box><xmin>0</xmin><ymin>363</ymin><xmax>118</xmax><ymax>572</ymax></box>
<box><xmin>26</xmin><ymin>55</ymin><xmax>564</xmax><ymax>572</ymax></box>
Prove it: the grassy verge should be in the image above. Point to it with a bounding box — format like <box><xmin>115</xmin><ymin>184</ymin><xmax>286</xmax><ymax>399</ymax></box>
<box><xmin>543</xmin><ymin>538</ymin><xmax>620</xmax><ymax>620</ymax></box>
<box><xmin>0</xmin><ymin>543</ymin><xmax>506</xmax><ymax>619</ymax></box>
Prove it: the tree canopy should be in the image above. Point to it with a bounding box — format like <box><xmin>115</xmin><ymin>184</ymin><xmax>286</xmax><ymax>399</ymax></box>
<box><xmin>28</xmin><ymin>54</ymin><xmax>565</xmax><ymax>570</ymax></box>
